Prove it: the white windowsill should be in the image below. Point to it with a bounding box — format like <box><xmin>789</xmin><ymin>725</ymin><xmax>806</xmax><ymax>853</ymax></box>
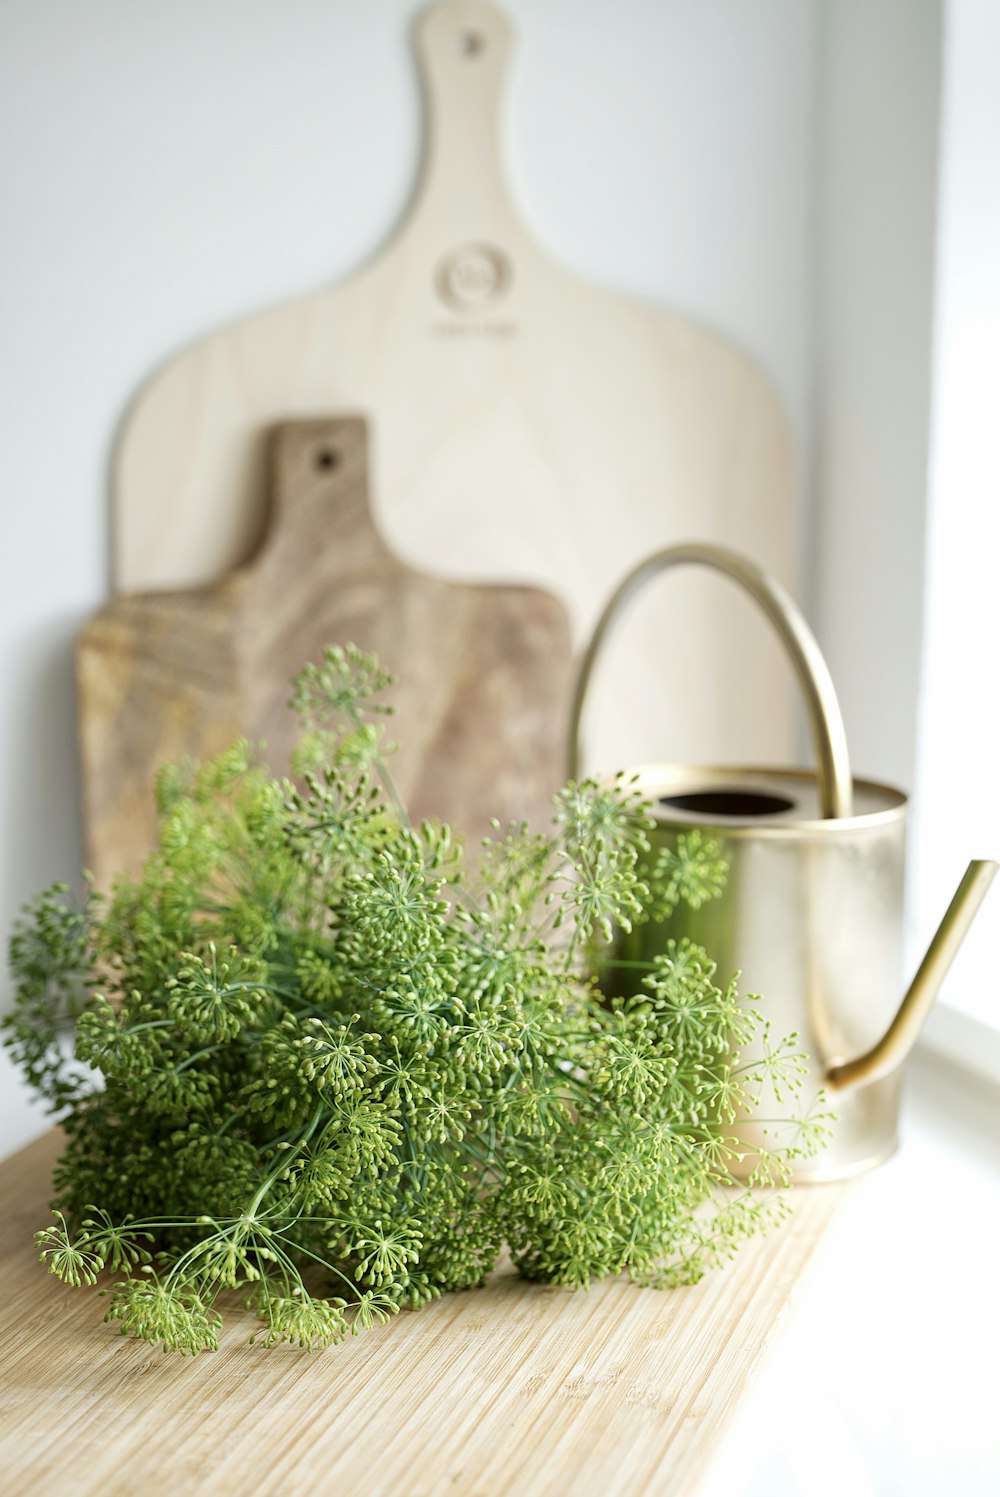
<box><xmin>921</xmin><ymin>1005</ymin><xmax>1000</xmax><ymax>1091</ymax></box>
<box><xmin>702</xmin><ymin>1042</ymin><xmax>1000</xmax><ymax>1496</ymax></box>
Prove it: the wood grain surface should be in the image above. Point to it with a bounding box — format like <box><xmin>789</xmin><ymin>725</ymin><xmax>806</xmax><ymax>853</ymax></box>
<box><xmin>78</xmin><ymin>416</ymin><xmax>572</xmax><ymax>887</ymax></box>
<box><xmin>112</xmin><ymin>0</ymin><xmax>797</xmax><ymax>782</ymax></box>
<box><xmin>0</xmin><ymin>1129</ymin><xmax>847</xmax><ymax>1497</ymax></box>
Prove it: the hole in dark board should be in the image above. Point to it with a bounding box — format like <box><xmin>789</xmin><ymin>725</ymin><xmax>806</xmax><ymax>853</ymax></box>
<box><xmin>457</xmin><ymin>30</ymin><xmax>485</xmax><ymax>57</ymax></box>
<box><xmin>315</xmin><ymin>448</ymin><xmax>340</xmax><ymax>472</ymax></box>
<box><xmin>659</xmin><ymin>789</ymin><xmax>795</xmax><ymax>818</ymax></box>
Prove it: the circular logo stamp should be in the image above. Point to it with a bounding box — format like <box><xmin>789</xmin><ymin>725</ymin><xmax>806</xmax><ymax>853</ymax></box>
<box><xmin>434</xmin><ymin>243</ymin><xmax>513</xmax><ymax>314</ymax></box>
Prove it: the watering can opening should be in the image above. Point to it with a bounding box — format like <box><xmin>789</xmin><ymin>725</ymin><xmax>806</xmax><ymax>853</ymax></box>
<box><xmin>658</xmin><ymin>788</ymin><xmax>796</xmax><ymax>818</ymax></box>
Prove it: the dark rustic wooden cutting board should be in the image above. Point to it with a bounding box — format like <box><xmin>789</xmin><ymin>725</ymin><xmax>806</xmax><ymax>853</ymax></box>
<box><xmin>77</xmin><ymin>416</ymin><xmax>572</xmax><ymax>887</ymax></box>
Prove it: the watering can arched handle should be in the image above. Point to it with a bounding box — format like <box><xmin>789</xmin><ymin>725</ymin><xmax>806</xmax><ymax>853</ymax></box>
<box><xmin>569</xmin><ymin>542</ymin><xmax>854</xmax><ymax>820</ymax></box>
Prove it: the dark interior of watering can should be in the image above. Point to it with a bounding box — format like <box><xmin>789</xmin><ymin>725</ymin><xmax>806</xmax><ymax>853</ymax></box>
<box><xmin>658</xmin><ymin>789</ymin><xmax>796</xmax><ymax>817</ymax></box>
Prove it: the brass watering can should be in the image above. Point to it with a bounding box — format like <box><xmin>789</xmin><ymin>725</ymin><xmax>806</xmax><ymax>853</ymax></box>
<box><xmin>570</xmin><ymin>543</ymin><xmax>996</xmax><ymax>1180</ymax></box>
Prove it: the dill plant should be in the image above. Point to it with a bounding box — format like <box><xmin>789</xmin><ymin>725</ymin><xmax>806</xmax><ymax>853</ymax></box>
<box><xmin>4</xmin><ymin>645</ymin><xmax>828</xmax><ymax>1355</ymax></box>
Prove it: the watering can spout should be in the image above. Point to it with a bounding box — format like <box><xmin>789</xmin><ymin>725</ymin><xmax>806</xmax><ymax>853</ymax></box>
<box><xmin>825</xmin><ymin>860</ymin><xmax>998</xmax><ymax>1091</ymax></box>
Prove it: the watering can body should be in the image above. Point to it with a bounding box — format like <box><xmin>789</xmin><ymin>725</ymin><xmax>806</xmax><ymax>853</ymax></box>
<box><xmin>610</xmin><ymin>764</ymin><xmax>907</xmax><ymax>1179</ymax></box>
<box><xmin>573</xmin><ymin>543</ymin><xmax>995</xmax><ymax>1182</ymax></box>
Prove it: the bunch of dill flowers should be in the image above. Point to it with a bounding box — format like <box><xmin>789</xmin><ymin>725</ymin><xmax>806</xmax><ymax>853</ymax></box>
<box><xmin>4</xmin><ymin>645</ymin><xmax>826</xmax><ymax>1354</ymax></box>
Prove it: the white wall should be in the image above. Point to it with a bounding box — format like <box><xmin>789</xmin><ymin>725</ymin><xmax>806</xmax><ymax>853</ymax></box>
<box><xmin>810</xmin><ymin>0</ymin><xmax>943</xmax><ymax>796</ymax></box>
<box><xmin>805</xmin><ymin>0</ymin><xmax>999</xmax><ymax>1066</ymax></box>
<box><xmin>915</xmin><ymin>0</ymin><xmax>1000</xmax><ymax>1049</ymax></box>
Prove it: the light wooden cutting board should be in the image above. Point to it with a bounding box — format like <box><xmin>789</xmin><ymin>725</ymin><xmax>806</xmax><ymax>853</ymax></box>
<box><xmin>79</xmin><ymin>416</ymin><xmax>571</xmax><ymax>887</ymax></box>
<box><xmin>113</xmin><ymin>0</ymin><xmax>797</xmax><ymax>781</ymax></box>
<box><xmin>0</xmin><ymin>1129</ymin><xmax>848</xmax><ymax>1497</ymax></box>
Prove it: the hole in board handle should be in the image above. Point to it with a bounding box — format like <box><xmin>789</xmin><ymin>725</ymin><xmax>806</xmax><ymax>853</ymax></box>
<box><xmin>315</xmin><ymin>448</ymin><xmax>341</xmax><ymax>473</ymax></box>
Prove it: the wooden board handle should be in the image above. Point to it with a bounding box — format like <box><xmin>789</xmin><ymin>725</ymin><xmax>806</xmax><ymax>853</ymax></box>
<box><xmin>410</xmin><ymin>0</ymin><xmax>521</xmax><ymax>239</ymax></box>
<box><xmin>244</xmin><ymin>417</ymin><xmax>387</xmax><ymax>589</ymax></box>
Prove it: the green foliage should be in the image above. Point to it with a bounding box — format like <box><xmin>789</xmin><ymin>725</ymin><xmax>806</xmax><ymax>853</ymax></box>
<box><xmin>648</xmin><ymin>829</ymin><xmax>730</xmax><ymax>920</ymax></box>
<box><xmin>4</xmin><ymin>643</ymin><xmax>828</xmax><ymax>1356</ymax></box>
<box><xmin>5</xmin><ymin>884</ymin><xmax>92</xmax><ymax>1110</ymax></box>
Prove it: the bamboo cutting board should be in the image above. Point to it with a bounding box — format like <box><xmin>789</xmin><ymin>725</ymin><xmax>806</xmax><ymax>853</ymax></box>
<box><xmin>113</xmin><ymin>0</ymin><xmax>796</xmax><ymax>779</ymax></box>
<box><xmin>78</xmin><ymin>416</ymin><xmax>571</xmax><ymax>887</ymax></box>
<box><xmin>0</xmin><ymin>1129</ymin><xmax>847</xmax><ymax>1497</ymax></box>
